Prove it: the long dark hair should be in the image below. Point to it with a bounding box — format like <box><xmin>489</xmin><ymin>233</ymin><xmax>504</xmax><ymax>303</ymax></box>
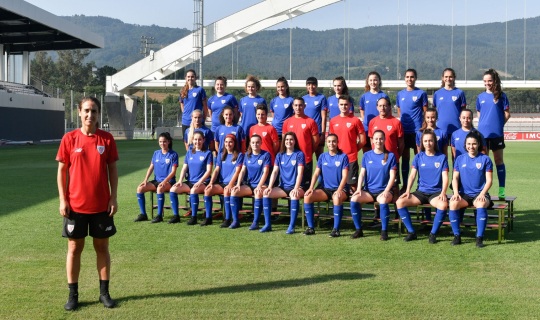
<box><xmin>246</xmin><ymin>134</ymin><xmax>262</xmax><ymax>158</ymax></box>
<box><xmin>221</xmin><ymin>134</ymin><xmax>239</xmax><ymax>162</ymax></box>
<box><xmin>333</xmin><ymin>76</ymin><xmax>349</xmax><ymax>95</ymax></box>
<box><xmin>419</xmin><ymin>129</ymin><xmax>439</xmax><ymax>153</ymax></box>
<box><xmin>440</xmin><ymin>67</ymin><xmax>456</xmax><ymax>88</ymax></box>
<box><xmin>280</xmin><ymin>132</ymin><xmax>301</xmax><ymax>154</ymax></box>
<box><xmin>159</xmin><ymin>132</ymin><xmax>173</xmax><ymax>150</ymax></box>
<box><xmin>372</xmin><ymin>130</ymin><xmax>389</xmax><ymax>163</ymax></box>
<box><xmin>326</xmin><ymin>133</ymin><xmax>343</xmax><ymax>155</ymax></box>
<box><xmin>464</xmin><ymin>130</ymin><xmax>484</xmax><ymax>153</ymax></box>
<box><xmin>484</xmin><ymin>68</ymin><xmax>502</xmax><ymax>101</ymax></box>
<box><xmin>190</xmin><ymin>131</ymin><xmax>207</xmax><ymax>154</ymax></box>
<box><xmin>219</xmin><ymin>106</ymin><xmax>238</xmax><ymax>125</ymax></box>
<box><xmin>276</xmin><ymin>77</ymin><xmax>290</xmax><ymax>97</ymax></box>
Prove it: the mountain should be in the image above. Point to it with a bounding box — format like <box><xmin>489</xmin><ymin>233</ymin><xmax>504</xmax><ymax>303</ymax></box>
<box><xmin>61</xmin><ymin>15</ymin><xmax>540</xmax><ymax>81</ymax></box>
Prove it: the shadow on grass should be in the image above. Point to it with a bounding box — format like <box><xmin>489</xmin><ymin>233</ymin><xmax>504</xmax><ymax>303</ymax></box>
<box><xmin>497</xmin><ymin>210</ymin><xmax>540</xmax><ymax>245</ymax></box>
<box><xmin>117</xmin><ymin>272</ymin><xmax>374</xmax><ymax>302</ymax></box>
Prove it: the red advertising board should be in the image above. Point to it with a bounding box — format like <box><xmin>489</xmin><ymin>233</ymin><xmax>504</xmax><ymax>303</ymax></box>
<box><xmin>504</xmin><ymin>132</ymin><xmax>540</xmax><ymax>141</ymax></box>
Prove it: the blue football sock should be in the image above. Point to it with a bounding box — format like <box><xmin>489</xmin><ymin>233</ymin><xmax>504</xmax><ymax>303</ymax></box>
<box><xmin>476</xmin><ymin>208</ymin><xmax>488</xmax><ymax>237</ymax></box>
<box><xmin>170</xmin><ymin>193</ymin><xmax>179</xmax><ymax>216</ymax></box>
<box><xmin>449</xmin><ymin>210</ymin><xmax>461</xmax><ymax>235</ymax></box>
<box><xmin>397</xmin><ymin>207</ymin><xmax>415</xmax><ymax>233</ymax></box>
<box><xmin>350</xmin><ymin>201</ymin><xmax>362</xmax><ymax>230</ymax></box>
<box><xmin>230</xmin><ymin>196</ymin><xmax>239</xmax><ymax>222</ymax></box>
<box><xmin>224</xmin><ymin>196</ymin><xmax>231</xmax><ymax>220</ymax></box>
<box><xmin>380</xmin><ymin>203</ymin><xmax>390</xmax><ymax>231</ymax></box>
<box><xmin>136</xmin><ymin>193</ymin><xmax>146</xmax><ymax>215</ymax></box>
<box><xmin>190</xmin><ymin>194</ymin><xmax>199</xmax><ymax>217</ymax></box>
<box><xmin>423</xmin><ymin>207</ymin><xmax>432</xmax><ymax>221</ymax></box>
<box><xmin>253</xmin><ymin>198</ymin><xmax>262</xmax><ymax>224</ymax></box>
<box><xmin>430</xmin><ymin>209</ymin><xmax>446</xmax><ymax>235</ymax></box>
<box><xmin>333</xmin><ymin>204</ymin><xmax>343</xmax><ymax>230</ymax></box>
<box><xmin>496</xmin><ymin>164</ymin><xmax>506</xmax><ymax>188</ymax></box>
<box><xmin>204</xmin><ymin>196</ymin><xmax>213</xmax><ymax>218</ymax></box>
<box><xmin>156</xmin><ymin>193</ymin><xmax>165</xmax><ymax>216</ymax></box>
<box><xmin>289</xmin><ymin>199</ymin><xmax>299</xmax><ymax>230</ymax></box>
<box><xmin>262</xmin><ymin>197</ymin><xmax>272</xmax><ymax>228</ymax></box>
<box><xmin>304</xmin><ymin>203</ymin><xmax>315</xmax><ymax>228</ymax></box>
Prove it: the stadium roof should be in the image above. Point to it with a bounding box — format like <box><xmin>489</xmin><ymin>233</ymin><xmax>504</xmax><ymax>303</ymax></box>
<box><xmin>0</xmin><ymin>0</ymin><xmax>103</xmax><ymax>54</ymax></box>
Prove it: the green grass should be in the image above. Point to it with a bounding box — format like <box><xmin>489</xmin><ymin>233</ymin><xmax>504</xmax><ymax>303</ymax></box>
<box><xmin>1</xmin><ymin>141</ymin><xmax>539</xmax><ymax>319</ymax></box>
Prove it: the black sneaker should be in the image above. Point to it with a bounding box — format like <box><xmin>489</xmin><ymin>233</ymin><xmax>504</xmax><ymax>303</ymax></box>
<box><xmin>367</xmin><ymin>220</ymin><xmax>381</xmax><ymax>228</ymax></box>
<box><xmin>428</xmin><ymin>233</ymin><xmax>437</xmax><ymax>244</ymax></box>
<box><xmin>151</xmin><ymin>215</ymin><xmax>163</xmax><ymax>223</ymax></box>
<box><xmin>476</xmin><ymin>236</ymin><xmax>485</xmax><ymax>248</ymax></box>
<box><xmin>380</xmin><ymin>230</ymin><xmax>389</xmax><ymax>241</ymax></box>
<box><xmin>64</xmin><ymin>293</ymin><xmax>78</xmax><ymax>311</ymax></box>
<box><xmin>168</xmin><ymin>215</ymin><xmax>180</xmax><ymax>224</ymax></box>
<box><xmin>351</xmin><ymin>229</ymin><xmax>364</xmax><ymax>239</ymax></box>
<box><xmin>220</xmin><ymin>219</ymin><xmax>231</xmax><ymax>228</ymax></box>
<box><xmin>329</xmin><ymin>228</ymin><xmax>341</xmax><ymax>238</ymax></box>
<box><xmin>451</xmin><ymin>235</ymin><xmax>462</xmax><ymax>246</ymax></box>
<box><xmin>200</xmin><ymin>218</ymin><xmax>212</xmax><ymax>226</ymax></box>
<box><xmin>186</xmin><ymin>216</ymin><xmax>197</xmax><ymax>225</ymax></box>
<box><xmin>133</xmin><ymin>214</ymin><xmax>148</xmax><ymax>222</ymax></box>
<box><xmin>303</xmin><ymin>227</ymin><xmax>315</xmax><ymax>235</ymax></box>
<box><xmin>99</xmin><ymin>293</ymin><xmax>117</xmax><ymax>308</ymax></box>
<box><xmin>403</xmin><ymin>232</ymin><xmax>417</xmax><ymax>242</ymax></box>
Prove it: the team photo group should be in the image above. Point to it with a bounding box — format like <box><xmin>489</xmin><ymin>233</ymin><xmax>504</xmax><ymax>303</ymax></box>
<box><xmin>57</xmin><ymin>67</ymin><xmax>510</xmax><ymax>310</ymax></box>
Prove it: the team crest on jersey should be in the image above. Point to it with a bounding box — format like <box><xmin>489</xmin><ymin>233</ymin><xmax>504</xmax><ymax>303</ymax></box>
<box><xmin>257</xmin><ymin>159</ymin><xmax>263</xmax><ymax>165</ymax></box>
<box><xmin>97</xmin><ymin>145</ymin><xmax>105</xmax><ymax>154</ymax></box>
<box><xmin>334</xmin><ymin>161</ymin><xmax>341</xmax><ymax>167</ymax></box>
<box><xmin>412</xmin><ymin>96</ymin><xmax>418</xmax><ymax>102</ymax></box>
<box><xmin>192</xmin><ymin>92</ymin><xmax>197</xmax><ymax>97</ymax></box>
<box><xmin>291</xmin><ymin>160</ymin><xmax>296</xmax><ymax>166</ymax></box>
<box><xmin>301</xmin><ymin>124</ymin><xmax>306</xmax><ymax>129</ymax></box>
<box><xmin>253</xmin><ymin>102</ymin><xmax>258</xmax><ymax>107</ymax></box>
<box><xmin>232</xmin><ymin>161</ymin><xmax>236</xmax><ymax>165</ymax></box>
<box><xmin>262</xmin><ymin>132</ymin><xmax>267</xmax><ymax>137</ymax></box>
<box><xmin>284</xmin><ymin>104</ymin><xmax>289</xmax><ymax>108</ymax></box>
<box><xmin>199</xmin><ymin>156</ymin><xmax>204</xmax><ymax>161</ymax></box>
<box><xmin>386</xmin><ymin>125</ymin><xmax>393</xmax><ymax>131</ymax></box>
<box><xmin>476</xmin><ymin>163</ymin><xmax>482</xmax><ymax>169</ymax></box>
<box><xmin>67</xmin><ymin>224</ymin><xmax>74</xmax><ymax>233</ymax></box>
<box><xmin>231</xmin><ymin>132</ymin><xmax>236</xmax><ymax>135</ymax></box>
<box><xmin>435</xmin><ymin>162</ymin><xmax>440</xmax><ymax>168</ymax></box>
<box><xmin>381</xmin><ymin>160</ymin><xmax>387</xmax><ymax>165</ymax></box>
<box><xmin>436</xmin><ymin>136</ymin><xmax>441</xmax><ymax>141</ymax></box>
<box><xmin>452</xmin><ymin>96</ymin><xmax>458</xmax><ymax>101</ymax></box>
<box><xmin>165</xmin><ymin>159</ymin><xmax>170</xmax><ymax>164</ymax></box>
<box><xmin>221</xmin><ymin>99</ymin><xmax>226</xmax><ymax>104</ymax></box>
<box><xmin>346</xmin><ymin>122</ymin><xmax>352</xmax><ymax>128</ymax></box>
<box><xmin>314</xmin><ymin>101</ymin><xmax>319</xmax><ymax>106</ymax></box>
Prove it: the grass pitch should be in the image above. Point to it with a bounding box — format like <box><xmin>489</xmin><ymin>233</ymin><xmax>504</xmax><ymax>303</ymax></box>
<box><xmin>0</xmin><ymin>140</ymin><xmax>539</xmax><ymax>319</ymax></box>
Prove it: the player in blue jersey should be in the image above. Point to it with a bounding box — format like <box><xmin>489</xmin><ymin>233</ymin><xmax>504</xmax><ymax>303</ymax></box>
<box><xmin>239</xmin><ymin>75</ymin><xmax>266</xmax><ymax>137</ymax></box>
<box><xmin>396</xmin><ymin>69</ymin><xmax>428</xmax><ymax>192</ymax></box>
<box><xmin>303</xmin><ymin>77</ymin><xmax>328</xmax><ymax>159</ymax></box>
<box><xmin>169</xmin><ymin>131</ymin><xmax>213</xmax><ymax>225</ymax></box>
<box><xmin>208</xmin><ymin>76</ymin><xmax>239</xmax><ymax>132</ymax></box>
<box><xmin>359</xmin><ymin>71</ymin><xmax>389</xmax><ymax>152</ymax></box>
<box><xmin>303</xmin><ymin>134</ymin><xmax>349</xmax><ymax>237</ymax></box>
<box><xmin>269</xmin><ymin>77</ymin><xmax>294</xmax><ymax>138</ymax></box>
<box><xmin>349</xmin><ymin>130</ymin><xmax>398</xmax><ymax>240</ymax></box>
<box><xmin>327</xmin><ymin>76</ymin><xmax>354</xmax><ymax>120</ymax></box>
<box><xmin>262</xmin><ymin>132</ymin><xmax>305</xmax><ymax>233</ymax></box>
<box><xmin>449</xmin><ymin>131</ymin><xmax>494</xmax><ymax>248</ymax></box>
<box><xmin>230</xmin><ymin>134</ymin><xmax>271</xmax><ymax>229</ymax></box>
<box><xmin>184</xmin><ymin>109</ymin><xmax>214</xmax><ymax>152</ymax></box>
<box><xmin>214</xmin><ymin>106</ymin><xmax>246</xmax><ymax>153</ymax></box>
<box><xmin>204</xmin><ymin>134</ymin><xmax>244</xmax><ymax>228</ymax></box>
<box><xmin>413</xmin><ymin>108</ymin><xmax>448</xmax><ymax>222</ymax></box>
<box><xmin>476</xmin><ymin>68</ymin><xmax>511</xmax><ymax>198</ymax></box>
<box><xmin>451</xmin><ymin>109</ymin><xmax>487</xmax><ymax>159</ymax></box>
<box><xmin>134</xmin><ymin>132</ymin><xmax>179</xmax><ymax>223</ymax></box>
<box><xmin>432</xmin><ymin>68</ymin><xmax>467</xmax><ymax>142</ymax></box>
<box><xmin>179</xmin><ymin>69</ymin><xmax>207</xmax><ymax>138</ymax></box>
<box><xmin>396</xmin><ymin>130</ymin><xmax>449</xmax><ymax>243</ymax></box>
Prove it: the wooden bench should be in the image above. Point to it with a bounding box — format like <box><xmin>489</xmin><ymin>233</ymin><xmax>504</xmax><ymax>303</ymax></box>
<box><xmin>414</xmin><ymin>203</ymin><xmax>508</xmax><ymax>243</ymax></box>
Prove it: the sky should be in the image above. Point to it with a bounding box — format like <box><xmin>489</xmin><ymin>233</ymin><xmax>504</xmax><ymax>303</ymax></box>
<box><xmin>24</xmin><ymin>0</ymin><xmax>539</xmax><ymax>31</ymax></box>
